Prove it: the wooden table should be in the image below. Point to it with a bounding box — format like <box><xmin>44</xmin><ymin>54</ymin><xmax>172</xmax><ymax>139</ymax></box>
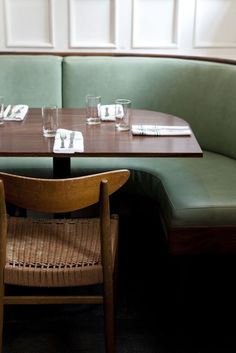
<box><xmin>0</xmin><ymin>108</ymin><xmax>202</xmax><ymax>177</ymax></box>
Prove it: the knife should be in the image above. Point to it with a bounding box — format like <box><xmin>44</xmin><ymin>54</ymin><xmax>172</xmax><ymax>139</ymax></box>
<box><xmin>3</xmin><ymin>105</ymin><xmax>12</xmax><ymax>118</ymax></box>
<box><xmin>69</xmin><ymin>131</ymin><xmax>75</xmax><ymax>148</ymax></box>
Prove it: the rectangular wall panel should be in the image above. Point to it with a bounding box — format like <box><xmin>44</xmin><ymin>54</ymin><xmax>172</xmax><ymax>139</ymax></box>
<box><xmin>4</xmin><ymin>0</ymin><xmax>54</xmax><ymax>47</ymax></box>
<box><xmin>1</xmin><ymin>0</ymin><xmax>236</xmax><ymax>57</ymax></box>
<box><xmin>132</xmin><ymin>0</ymin><xmax>179</xmax><ymax>48</ymax></box>
<box><xmin>194</xmin><ymin>0</ymin><xmax>236</xmax><ymax>48</ymax></box>
<box><xmin>69</xmin><ymin>0</ymin><xmax>116</xmax><ymax>48</ymax></box>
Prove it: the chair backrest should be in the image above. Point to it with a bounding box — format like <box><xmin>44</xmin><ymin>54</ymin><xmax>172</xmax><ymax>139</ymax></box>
<box><xmin>0</xmin><ymin>170</ymin><xmax>130</xmax><ymax>213</ymax></box>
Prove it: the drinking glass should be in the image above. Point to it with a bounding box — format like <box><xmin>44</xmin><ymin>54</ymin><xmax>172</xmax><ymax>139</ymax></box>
<box><xmin>115</xmin><ymin>99</ymin><xmax>131</xmax><ymax>131</ymax></box>
<box><xmin>42</xmin><ymin>105</ymin><xmax>58</xmax><ymax>137</ymax></box>
<box><xmin>86</xmin><ymin>95</ymin><xmax>101</xmax><ymax>125</ymax></box>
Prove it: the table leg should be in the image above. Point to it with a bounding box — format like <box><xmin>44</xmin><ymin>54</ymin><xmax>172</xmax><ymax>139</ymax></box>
<box><xmin>53</xmin><ymin>157</ymin><xmax>71</xmax><ymax>178</ymax></box>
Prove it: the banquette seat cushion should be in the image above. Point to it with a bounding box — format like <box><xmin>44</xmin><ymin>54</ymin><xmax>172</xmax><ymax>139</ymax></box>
<box><xmin>70</xmin><ymin>151</ymin><xmax>236</xmax><ymax>227</ymax></box>
<box><xmin>70</xmin><ymin>150</ymin><xmax>236</xmax><ymax>253</ymax></box>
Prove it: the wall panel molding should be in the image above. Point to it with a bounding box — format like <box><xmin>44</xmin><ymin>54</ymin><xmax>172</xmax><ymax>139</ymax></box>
<box><xmin>193</xmin><ymin>0</ymin><xmax>236</xmax><ymax>48</ymax></box>
<box><xmin>69</xmin><ymin>0</ymin><xmax>117</xmax><ymax>48</ymax></box>
<box><xmin>132</xmin><ymin>0</ymin><xmax>179</xmax><ymax>49</ymax></box>
<box><xmin>4</xmin><ymin>0</ymin><xmax>55</xmax><ymax>48</ymax></box>
<box><xmin>1</xmin><ymin>0</ymin><xmax>236</xmax><ymax>58</ymax></box>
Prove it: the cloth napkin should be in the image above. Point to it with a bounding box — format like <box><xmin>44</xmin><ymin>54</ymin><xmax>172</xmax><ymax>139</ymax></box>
<box><xmin>53</xmin><ymin>129</ymin><xmax>84</xmax><ymax>154</ymax></box>
<box><xmin>131</xmin><ymin>125</ymin><xmax>192</xmax><ymax>136</ymax></box>
<box><xmin>100</xmin><ymin>104</ymin><xmax>123</xmax><ymax>121</ymax></box>
<box><xmin>4</xmin><ymin>104</ymin><xmax>29</xmax><ymax>121</ymax></box>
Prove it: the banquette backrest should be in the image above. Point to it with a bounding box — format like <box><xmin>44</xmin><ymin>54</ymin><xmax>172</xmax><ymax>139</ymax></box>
<box><xmin>62</xmin><ymin>56</ymin><xmax>236</xmax><ymax>160</ymax></box>
<box><xmin>0</xmin><ymin>55</ymin><xmax>62</xmax><ymax>108</ymax></box>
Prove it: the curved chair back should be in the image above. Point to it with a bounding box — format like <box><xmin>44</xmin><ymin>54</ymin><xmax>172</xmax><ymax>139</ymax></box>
<box><xmin>0</xmin><ymin>170</ymin><xmax>130</xmax><ymax>213</ymax></box>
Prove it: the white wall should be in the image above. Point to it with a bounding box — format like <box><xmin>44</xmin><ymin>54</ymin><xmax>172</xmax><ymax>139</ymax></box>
<box><xmin>1</xmin><ymin>0</ymin><xmax>236</xmax><ymax>58</ymax></box>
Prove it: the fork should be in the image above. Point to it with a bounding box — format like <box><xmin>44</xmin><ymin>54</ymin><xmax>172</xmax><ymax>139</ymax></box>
<box><xmin>60</xmin><ymin>131</ymin><xmax>67</xmax><ymax>148</ymax></box>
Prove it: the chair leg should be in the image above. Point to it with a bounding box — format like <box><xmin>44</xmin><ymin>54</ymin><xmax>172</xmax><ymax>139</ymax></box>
<box><xmin>0</xmin><ymin>281</ymin><xmax>4</xmax><ymax>353</ymax></box>
<box><xmin>103</xmin><ymin>278</ymin><xmax>115</xmax><ymax>353</ymax></box>
<box><xmin>0</xmin><ymin>302</ymin><xmax>3</xmax><ymax>353</ymax></box>
<box><xmin>0</xmin><ymin>270</ymin><xmax>5</xmax><ymax>353</ymax></box>
<box><xmin>113</xmin><ymin>250</ymin><xmax>119</xmax><ymax>333</ymax></box>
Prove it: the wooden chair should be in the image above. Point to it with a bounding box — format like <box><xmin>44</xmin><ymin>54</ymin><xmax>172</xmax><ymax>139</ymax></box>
<box><xmin>0</xmin><ymin>169</ymin><xmax>130</xmax><ymax>353</ymax></box>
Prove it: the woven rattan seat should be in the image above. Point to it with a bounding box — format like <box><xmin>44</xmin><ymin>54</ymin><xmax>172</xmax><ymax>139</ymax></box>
<box><xmin>6</xmin><ymin>216</ymin><xmax>118</xmax><ymax>287</ymax></box>
<box><xmin>0</xmin><ymin>170</ymin><xmax>130</xmax><ymax>353</ymax></box>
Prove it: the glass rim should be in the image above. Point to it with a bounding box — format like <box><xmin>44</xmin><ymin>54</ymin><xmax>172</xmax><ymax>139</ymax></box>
<box><xmin>42</xmin><ymin>105</ymin><xmax>58</xmax><ymax>110</ymax></box>
<box><xmin>115</xmin><ymin>99</ymin><xmax>131</xmax><ymax>104</ymax></box>
<box><xmin>86</xmin><ymin>94</ymin><xmax>101</xmax><ymax>99</ymax></box>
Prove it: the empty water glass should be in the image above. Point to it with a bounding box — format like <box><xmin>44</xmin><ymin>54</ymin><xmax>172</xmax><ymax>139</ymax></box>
<box><xmin>115</xmin><ymin>99</ymin><xmax>131</xmax><ymax>131</ymax></box>
<box><xmin>42</xmin><ymin>105</ymin><xmax>58</xmax><ymax>137</ymax></box>
<box><xmin>86</xmin><ymin>95</ymin><xmax>101</xmax><ymax>125</ymax></box>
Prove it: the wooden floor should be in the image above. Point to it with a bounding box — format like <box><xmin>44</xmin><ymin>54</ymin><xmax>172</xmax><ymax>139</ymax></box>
<box><xmin>3</xmin><ymin>194</ymin><xmax>236</xmax><ymax>353</ymax></box>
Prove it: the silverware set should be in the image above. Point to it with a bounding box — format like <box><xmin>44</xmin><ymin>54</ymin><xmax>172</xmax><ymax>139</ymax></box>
<box><xmin>60</xmin><ymin>131</ymin><xmax>75</xmax><ymax>148</ymax></box>
<box><xmin>3</xmin><ymin>105</ymin><xmax>24</xmax><ymax>119</ymax></box>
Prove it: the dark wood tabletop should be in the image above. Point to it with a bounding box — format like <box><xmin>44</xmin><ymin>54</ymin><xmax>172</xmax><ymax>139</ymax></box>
<box><xmin>0</xmin><ymin>108</ymin><xmax>202</xmax><ymax>158</ymax></box>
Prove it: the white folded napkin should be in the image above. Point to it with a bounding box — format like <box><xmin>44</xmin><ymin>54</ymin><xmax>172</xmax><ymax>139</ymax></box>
<box><xmin>131</xmin><ymin>125</ymin><xmax>192</xmax><ymax>136</ymax></box>
<box><xmin>100</xmin><ymin>104</ymin><xmax>123</xmax><ymax>121</ymax></box>
<box><xmin>4</xmin><ymin>104</ymin><xmax>29</xmax><ymax>121</ymax></box>
<box><xmin>53</xmin><ymin>129</ymin><xmax>84</xmax><ymax>154</ymax></box>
